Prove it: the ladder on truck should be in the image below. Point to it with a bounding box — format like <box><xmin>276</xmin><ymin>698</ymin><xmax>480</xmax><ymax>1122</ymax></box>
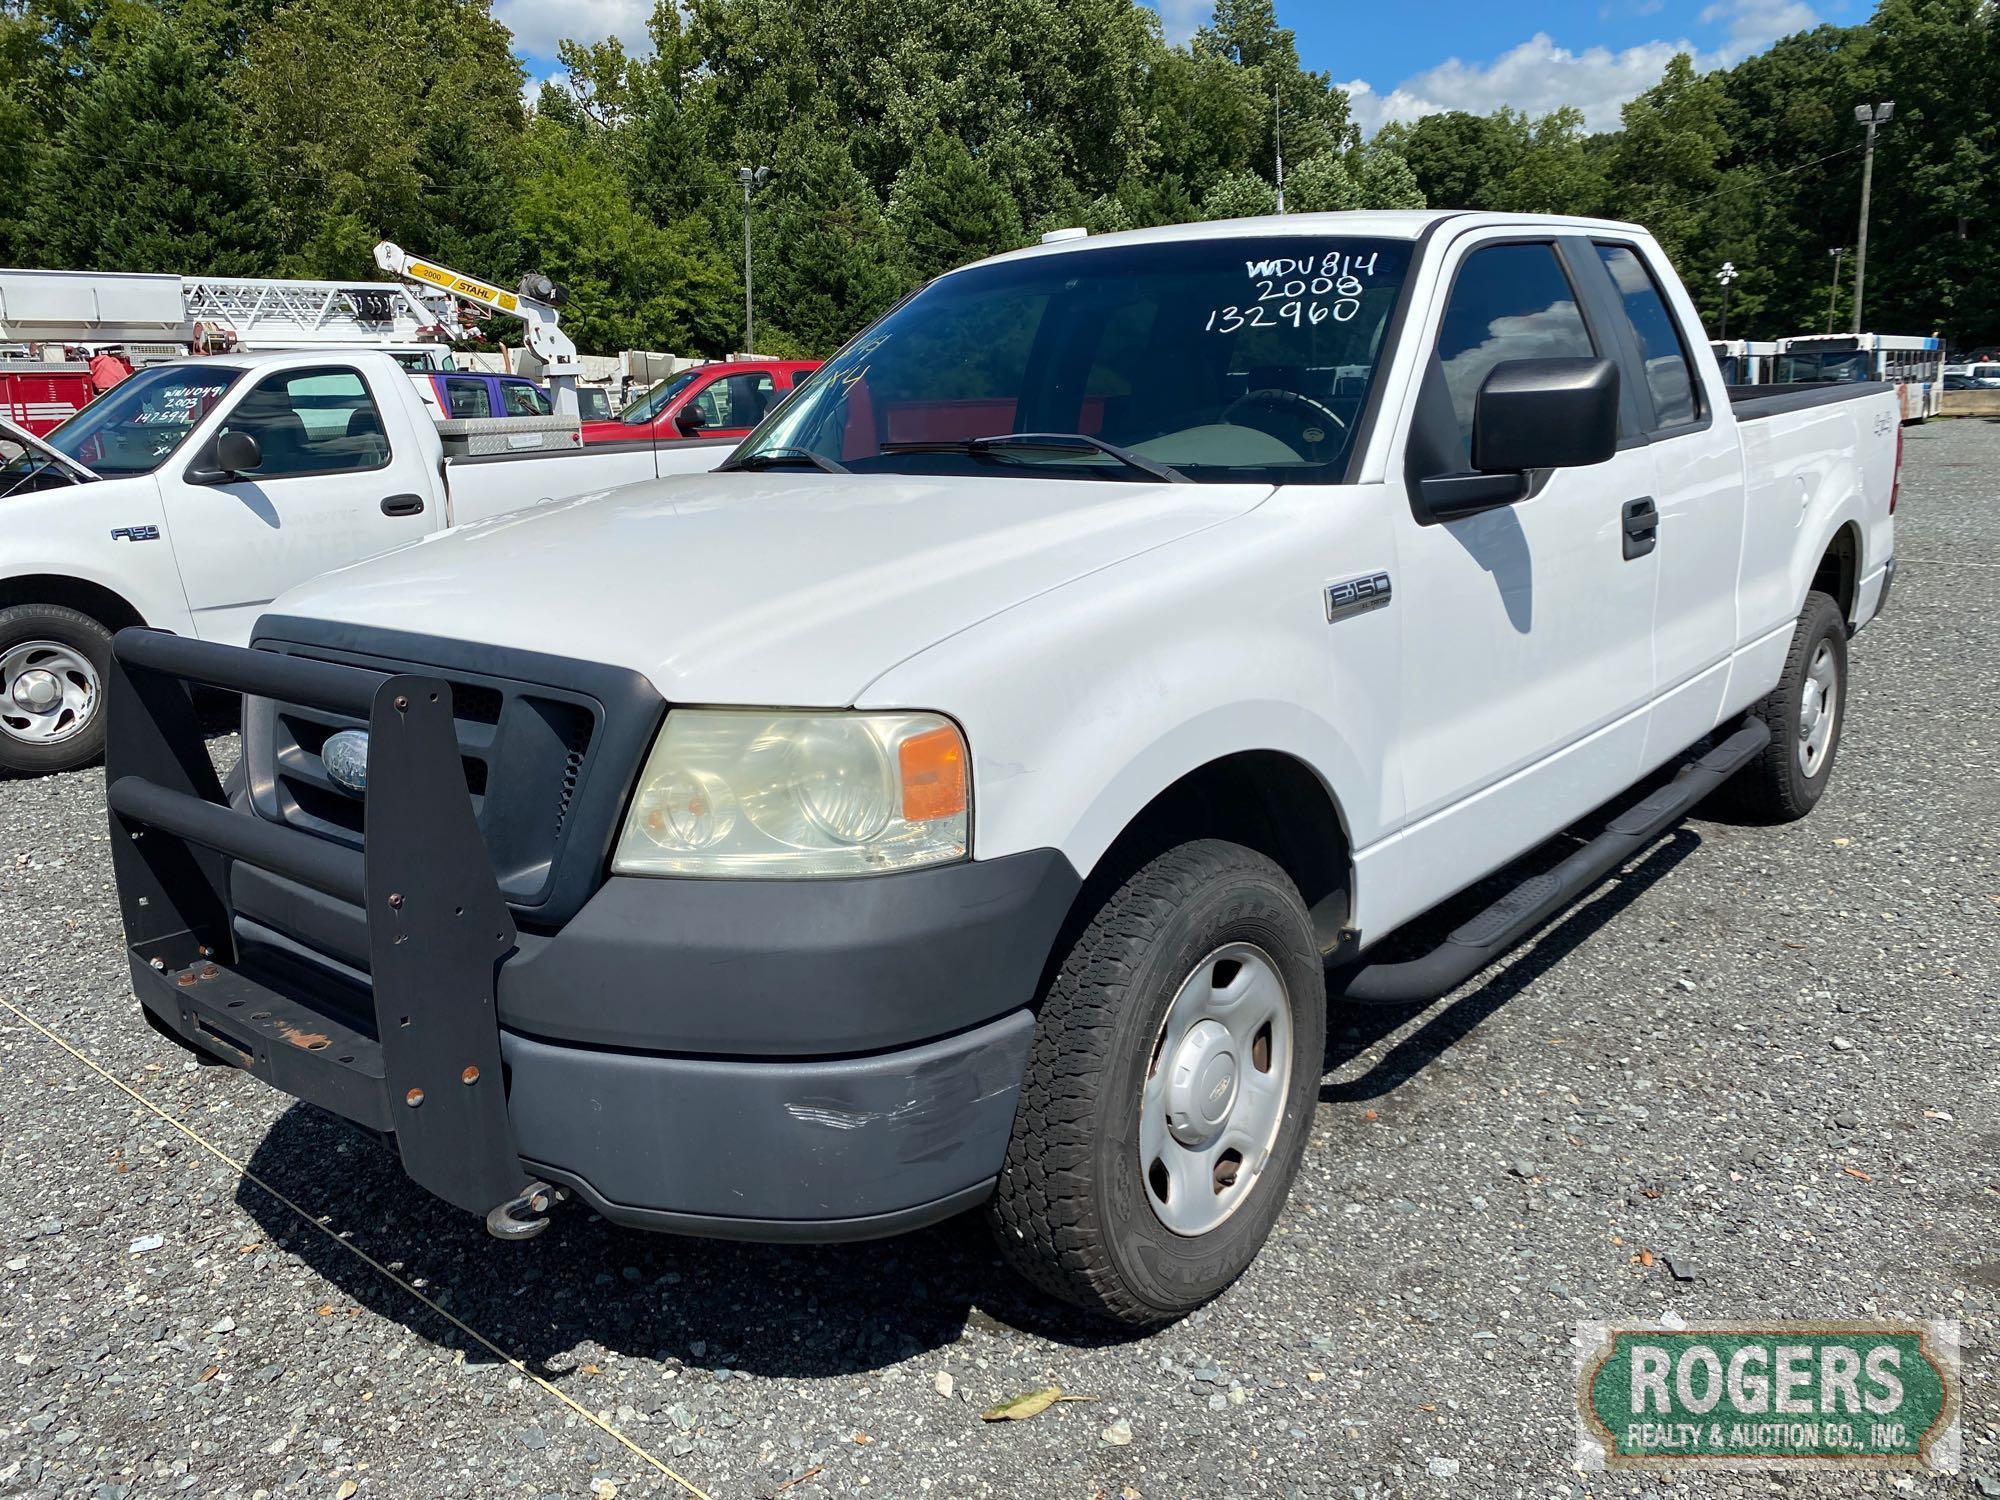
<box><xmin>181</xmin><ymin>276</ymin><xmax>456</xmax><ymax>352</ymax></box>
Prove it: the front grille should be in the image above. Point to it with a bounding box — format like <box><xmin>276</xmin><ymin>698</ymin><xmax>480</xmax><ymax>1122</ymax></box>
<box><xmin>238</xmin><ymin>620</ymin><xmax>662</xmax><ymax>929</ymax></box>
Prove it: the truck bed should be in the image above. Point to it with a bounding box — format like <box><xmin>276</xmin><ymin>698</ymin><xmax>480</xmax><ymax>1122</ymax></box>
<box><xmin>1727</xmin><ymin>380</ymin><xmax>1895</xmax><ymax>421</ymax></box>
<box><xmin>440</xmin><ymin>435</ymin><xmax>736</xmax><ymax>526</ymax></box>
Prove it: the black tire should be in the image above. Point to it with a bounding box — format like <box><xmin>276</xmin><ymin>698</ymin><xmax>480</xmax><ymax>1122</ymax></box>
<box><xmin>1728</xmin><ymin>590</ymin><xmax>1848</xmax><ymax>822</ymax></box>
<box><xmin>987</xmin><ymin>839</ymin><xmax>1326</xmax><ymax>1326</ymax></box>
<box><xmin>0</xmin><ymin>603</ymin><xmax>115</xmax><ymax>778</ymax></box>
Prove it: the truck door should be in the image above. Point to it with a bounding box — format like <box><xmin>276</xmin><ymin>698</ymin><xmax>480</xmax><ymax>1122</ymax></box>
<box><xmin>1584</xmin><ymin>240</ymin><xmax>1745</xmax><ymax>768</ymax></box>
<box><xmin>159</xmin><ymin>364</ymin><xmax>438</xmax><ymax>644</ymax></box>
<box><xmin>1384</xmin><ymin>235</ymin><xmax>1659</xmax><ymax>896</ymax></box>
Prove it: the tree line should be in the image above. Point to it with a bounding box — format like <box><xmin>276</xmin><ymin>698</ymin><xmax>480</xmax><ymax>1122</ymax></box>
<box><xmin>2</xmin><ymin>0</ymin><xmax>1993</xmax><ymax>358</ymax></box>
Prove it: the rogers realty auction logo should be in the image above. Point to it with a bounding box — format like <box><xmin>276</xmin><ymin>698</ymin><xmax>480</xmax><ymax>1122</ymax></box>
<box><xmin>1575</xmin><ymin>1321</ymin><xmax>1960</xmax><ymax>1472</ymax></box>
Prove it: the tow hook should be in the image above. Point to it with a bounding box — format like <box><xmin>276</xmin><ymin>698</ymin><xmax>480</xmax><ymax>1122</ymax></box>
<box><xmin>484</xmin><ymin>1180</ymin><xmax>566</xmax><ymax>1241</ymax></box>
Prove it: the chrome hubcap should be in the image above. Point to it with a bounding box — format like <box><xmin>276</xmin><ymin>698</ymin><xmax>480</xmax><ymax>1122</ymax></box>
<box><xmin>1797</xmin><ymin>640</ymin><xmax>1838</xmax><ymax>778</ymax></box>
<box><xmin>0</xmin><ymin>640</ymin><xmax>100</xmax><ymax>746</ymax></box>
<box><xmin>1140</xmin><ymin>942</ymin><xmax>1293</xmax><ymax>1237</ymax></box>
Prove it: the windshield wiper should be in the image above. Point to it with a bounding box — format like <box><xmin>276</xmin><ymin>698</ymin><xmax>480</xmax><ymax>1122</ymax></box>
<box><xmin>719</xmin><ymin>447</ymin><xmax>850</xmax><ymax>475</ymax></box>
<box><xmin>880</xmin><ymin>432</ymin><xmax>1191</xmax><ymax>484</ymax></box>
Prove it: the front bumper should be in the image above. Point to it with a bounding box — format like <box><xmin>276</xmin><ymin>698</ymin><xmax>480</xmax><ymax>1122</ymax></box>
<box><xmin>106</xmin><ymin>630</ymin><xmax>1073</xmax><ymax>1238</ymax></box>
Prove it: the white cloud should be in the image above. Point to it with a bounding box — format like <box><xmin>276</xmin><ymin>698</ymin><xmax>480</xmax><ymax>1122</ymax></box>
<box><xmin>1699</xmin><ymin>0</ymin><xmax>1818</xmax><ymax>48</ymax></box>
<box><xmin>495</xmin><ymin>0</ymin><xmax>653</xmax><ymax>61</ymax></box>
<box><xmin>1156</xmin><ymin>0</ymin><xmax>1209</xmax><ymax>45</ymax></box>
<box><xmin>1345</xmin><ymin>0</ymin><xmax>1817</xmax><ymax>136</ymax></box>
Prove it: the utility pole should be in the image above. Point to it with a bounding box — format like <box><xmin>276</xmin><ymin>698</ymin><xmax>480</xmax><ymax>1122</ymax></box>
<box><xmin>1825</xmin><ymin>247</ymin><xmax>1846</xmax><ymax>333</ymax></box>
<box><xmin>1851</xmin><ymin>103</ymin><xmax>1893</xmax><ymax>335</ymax></box>
<box><xmin>1716</xmin><ymin>261</ymin><xmax>1737</xmax><ymax>339</ymax></box>
<box><xmin>737</xmin><ymin>165</ymin><xmax>770</xmax><ymax>355</ymax></box>
<box><xmin>1273</xmin><ymin>80</ymin><xmax>1285</xmax><ymax>213</ymax></box>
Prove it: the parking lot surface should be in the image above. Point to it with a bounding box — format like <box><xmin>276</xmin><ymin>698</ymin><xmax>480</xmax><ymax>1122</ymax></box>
<box><xmin>2</xmin><ymin>420</ymin><xmax>1996</xmax><ymax>1499</ymax></box>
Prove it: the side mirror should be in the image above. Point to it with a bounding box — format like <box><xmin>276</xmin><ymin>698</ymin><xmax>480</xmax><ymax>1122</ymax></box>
<box><xmin>675</xmin><ymin>407</ymin><xmax>708</xmax><ymax>434</ymax></box>
<box><xmin>1471</xmin><ymin>357</ymin><xmax>1620</xmax><ymax>473</ymax></box>
<box><xmin>1419</xmin><ymin>357</ymin><xmax>1620</xmax><ymax>522</ymax></box>
<box><xmin>213</xmin><ymin>430</ymin><xmax>263</xmax><ymax>477</ymax></box>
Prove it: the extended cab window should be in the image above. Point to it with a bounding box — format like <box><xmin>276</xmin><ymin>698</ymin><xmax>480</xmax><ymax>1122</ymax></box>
<box><xmin>42</xmin><ymin>364</ymin><xmax>240</xmax><ymax>476</ymax></box>
<box><xmin>215</xmin><ymin>369</ymin><xmax>390</xmax><ymax>478</ymax></box>
<box><xmin>1435</xmin><ymin>243</ymin><xmax>1596</xmax><ymax>463</ymax></box>
<box><xmin>1596</xmin><ymin>243</ymin><xmax>1699</xmax><ymax>428</ymax></box>
<box><xmin>740</xmin><ymin>236</ymin><xmax>1413</xmax><ymax>483</ymax></box>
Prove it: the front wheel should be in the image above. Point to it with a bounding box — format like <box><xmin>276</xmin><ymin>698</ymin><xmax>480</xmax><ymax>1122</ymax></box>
<box><xmin>0</xmin><ymin>604</ymin><xmax>114</xmax><ymax>778</ymax></box>
<box><xmin>987</xmin><ymin>840</ymin><xmax>1326</xmax><ymax>1325</ymax></box>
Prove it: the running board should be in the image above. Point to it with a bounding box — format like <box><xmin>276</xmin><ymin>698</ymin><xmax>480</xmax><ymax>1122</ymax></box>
<box><xmin>1337</xmin><ymin>719</ymin><xmax>1772</xmax><ymax>1007</ymax></box>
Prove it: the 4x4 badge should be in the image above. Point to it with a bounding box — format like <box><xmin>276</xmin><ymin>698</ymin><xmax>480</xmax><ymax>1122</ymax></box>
<box><xmin>1325</xmin><ymin>571</ymin><xmax>1392</xmax><ymax>623</ymax></box>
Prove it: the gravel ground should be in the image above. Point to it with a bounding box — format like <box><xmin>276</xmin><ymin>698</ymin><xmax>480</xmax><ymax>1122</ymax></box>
<box><xmin>2</xmin><ymin>420</ymin><xmax>1996</xmax><ymax>1500</ymax></box>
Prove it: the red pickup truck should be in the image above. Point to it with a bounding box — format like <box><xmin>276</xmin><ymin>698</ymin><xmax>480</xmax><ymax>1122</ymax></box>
<box><xmin>580</xmin><ymin>359</ymin><xmax>819</xmax><ymax>446</ymax></box>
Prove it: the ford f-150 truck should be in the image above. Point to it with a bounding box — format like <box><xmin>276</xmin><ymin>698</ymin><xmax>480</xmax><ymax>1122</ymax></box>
<box><xmin>102</xmin><ymin>213</ymin><xmax>1897</xmax><ymax>1324</ymax></box>
<box><xmin>0</xmin><ymin>349</ymin><xmax>731</xmax><ymax>775</ymax></box>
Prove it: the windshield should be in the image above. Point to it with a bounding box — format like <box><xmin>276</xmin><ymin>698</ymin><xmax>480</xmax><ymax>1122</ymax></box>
<box><xmin>44</xmin><ymin>364</ymin><xmax>242</xmax><ymax>476</ymax></box>
<box><xmin>740</xmin><ymin>236</ymin><xmax>1413</xmax><ymax>483</ymax></box>
<box><xmin>1777</xmin><ymin>350</ymin><xmax>1875</xmax><ymax>384</ymax></box>
<box><xmin>622</xmin><ymin>369</ymin><xmax>702</xmax><ymax>425</ymax></box>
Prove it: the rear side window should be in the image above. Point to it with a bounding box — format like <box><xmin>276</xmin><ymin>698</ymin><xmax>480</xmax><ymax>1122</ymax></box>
<box><xmin>217</xmin><ymin>368</ymin><xmax>390</xmax><ymax>478</ymax></box>
<box><xmin>443</xmin><ymin>376</ymin><xmax>492</xmax><ymax>418</ymax></box>
<box><xmin>1596</xmin><ymin>244</ymin><xmax>1699</xmax><ymax>428</ymax></box>
<box><xmin>1435</xmin><ymin>243</ymin><xmax>1596</xmax><ymax>461</ymax></box>
<box><xmin>502</xmin><ymin>381</ymin><xmax>552</xmax><ymax>416</ymax></box>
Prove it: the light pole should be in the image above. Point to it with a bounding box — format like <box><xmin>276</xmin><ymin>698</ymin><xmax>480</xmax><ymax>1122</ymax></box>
<box><xmin>1825</xmin><ymin>246</ymin><xmax>1846</xmax><ymax>333</ymax></box>
<box><xmin>1716</xmin><ymin>261</ymin><xmax>1738</xmax><ymax>339</ymax></box>
<box><xmin>737</xmin><ymin>165</ymin><xmax>769</xmax><ymax>354</ymax></box>
<box><xmin>1851</xmin><ymin>103</ymin><xmax>1892</xmax><ymax>335</ymax></box>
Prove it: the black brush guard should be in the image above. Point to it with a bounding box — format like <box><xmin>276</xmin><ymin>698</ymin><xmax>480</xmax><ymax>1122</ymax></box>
<box><xmin>105</xmin><ymin>628</ymin><xmax>546</xmax><ymax>1228</ymax></box>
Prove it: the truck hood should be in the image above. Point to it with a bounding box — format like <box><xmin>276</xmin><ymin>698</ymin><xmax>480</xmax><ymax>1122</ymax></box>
<box><xmin>268</xmin><ymin>470</ymin><xmax>1272</xmax><ymax>705</ymax></box>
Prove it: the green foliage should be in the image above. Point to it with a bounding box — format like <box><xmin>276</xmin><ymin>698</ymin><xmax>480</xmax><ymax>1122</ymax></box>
<box><xmin>888</xmin><ymin>132</ymin><xmax>1026</xmax><ymax>283</ymax></box>
<box><xmin>23</xmin><ymin>19</ymin><xmax>270</xmax><ymax>273</ymax></box>
<box><xmin>511</xmin><ymin>114</ymin><xmax>739</xmax><ymax>354</ymax></box>
<box><xmin>1355</xmin><ymin>140</ymin><xmax>1425</xmax><ymax>209</ymax></box>
<box><xmin>1285</xmin><ymin>153</ymin><xmax>1358</xmax><ymax>213</ymax></box>
<box><xmin>6</xmin><ymin>0</ymin><xmax>1999</xmax><ymax>354</ymax></box>
<box><xmin>1200</xmin><ymin>169</ymin><xmax>1279</xmax><ymax>220</ymax></box>
<box><xmin>760</xmin><ymin>138</ymin><xmax>906</xmax><ymax>355</ymax></box>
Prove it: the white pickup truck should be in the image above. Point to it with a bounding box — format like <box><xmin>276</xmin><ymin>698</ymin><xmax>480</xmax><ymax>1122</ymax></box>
<box><xmin>102</xmin><ymin>213</ymin><xmax>1897</xmax><ymax>1324</ymax></box>
<box><xmin>0</xmin><ymin>348</ymin><xmax>729</xmax><ymax>774</ymax></box>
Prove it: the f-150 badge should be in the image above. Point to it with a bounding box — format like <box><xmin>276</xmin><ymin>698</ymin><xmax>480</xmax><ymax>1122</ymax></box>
<box><xmin>1325</xmin><ymin>571</ymin><xmax>1391</xmax><ymax>623</ymax></box>
<box><xmin>109</xmin><ymin>525</ymin><xmax>160</xmax><ymax>542</ymax></box>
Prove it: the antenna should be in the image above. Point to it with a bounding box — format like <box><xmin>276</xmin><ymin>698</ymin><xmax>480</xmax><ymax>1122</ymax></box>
<box><xmin>1274</xmin><ymin>79</ymin><xmax>1286</xmax><ymax>214</ymax></box>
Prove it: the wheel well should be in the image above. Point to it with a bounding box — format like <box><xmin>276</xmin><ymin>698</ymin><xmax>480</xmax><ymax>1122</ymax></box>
<box><xmin>1812</xmin><ymin>525</ymin><xmax>1861</xmax><ymax>626</ymax></box>
<box><xmin>0</xmin><ymin>574</ymin><xmax>145</xmax><ymax>633</ymax></box>
<box><xmin>1077</xmin><ymin>751</ymin><xmax>1352</xmax><ymax>955</ymax></box>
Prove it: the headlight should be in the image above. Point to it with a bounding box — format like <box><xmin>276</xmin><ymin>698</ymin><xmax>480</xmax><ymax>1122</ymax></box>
<box><xmin>612</xmin><ymin>710</ymin><xmax>968</xmax><ymax>877</ymax></box>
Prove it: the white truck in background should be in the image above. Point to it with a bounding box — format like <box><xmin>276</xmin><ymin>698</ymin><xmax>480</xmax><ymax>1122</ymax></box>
<box><xmin>0</xmin><ymin>348</ymin><xmax>731</xmax><ymax>774</ymax></box>
<box><xmin>100</xmin><ymin>212</ymin><xmax>1900</xmax><ymax>1323</ymax></box>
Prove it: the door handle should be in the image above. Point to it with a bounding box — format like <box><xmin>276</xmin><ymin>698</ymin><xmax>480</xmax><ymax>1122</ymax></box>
<box><xmin>1621</xmin><ymin>496</ymin><xmax>1658</xmax><ymax>560</ymax></box>
<box><xmin>380</xmin><ymin>493</ymin><xmax>425</xmax><ymax>517</ymax></box>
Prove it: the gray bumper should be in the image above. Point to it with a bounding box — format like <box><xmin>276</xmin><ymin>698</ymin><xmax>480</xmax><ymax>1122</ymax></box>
<box><xmin>501</xmin><ymin>1008</ymin><xmax>1036</xmax><ymax>1240</ymax></box>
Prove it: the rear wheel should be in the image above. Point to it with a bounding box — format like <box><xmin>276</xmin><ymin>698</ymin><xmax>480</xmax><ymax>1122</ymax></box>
<box><xmin>1728</xmin><ymin>589</ymin><xmax>1848</xmax><ymax>821</ymax></box>
<box><xmin>0</xmin><ymin>604</ymin><xmax>113</xmax><ymax>777</ymax></box>
<box><xmin>987</xmin><ymin>840</ymin><xmax>1326</xmax><ymax>1325</ymax></box>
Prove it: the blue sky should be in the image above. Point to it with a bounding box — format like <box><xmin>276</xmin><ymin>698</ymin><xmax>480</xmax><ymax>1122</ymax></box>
<box><xmin>503</xmin><ymin>0</ymin><xmax>1847</xmax><ymax>134</ymax></box>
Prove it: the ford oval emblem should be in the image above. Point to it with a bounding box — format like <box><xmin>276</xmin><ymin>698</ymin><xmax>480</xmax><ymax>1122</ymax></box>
<box><xmin>322</xmin><ymin>729</ymin><xmax>370</xmax><ymax>796</ymax></box>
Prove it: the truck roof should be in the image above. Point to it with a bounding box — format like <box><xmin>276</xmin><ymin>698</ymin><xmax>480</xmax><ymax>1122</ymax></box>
<box><xmin>136</xmin><ymin>347</ymin><xmax>422</xmax><ymax>375</ymax></box>
<box><xmin>960</xmin><ymin>210</ymin><xmax>1653</xmax><ymax>275</ymax></box>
